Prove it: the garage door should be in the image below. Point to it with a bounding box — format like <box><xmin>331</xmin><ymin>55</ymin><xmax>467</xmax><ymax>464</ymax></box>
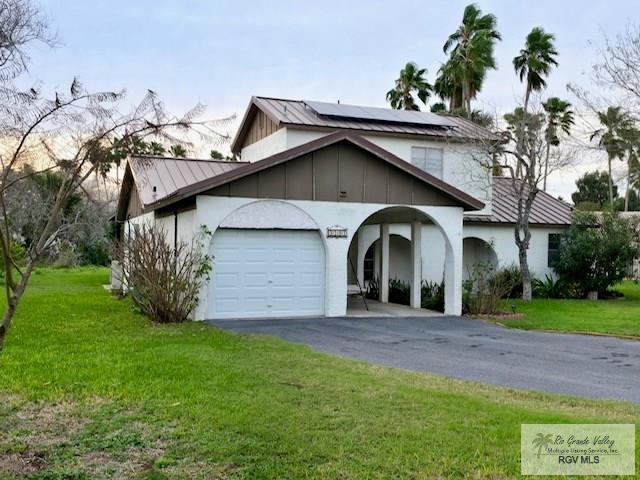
<box><xmin>209</xmin><ymin>229</ymin><xmax>325</xmax><ymax>319</ymax></box>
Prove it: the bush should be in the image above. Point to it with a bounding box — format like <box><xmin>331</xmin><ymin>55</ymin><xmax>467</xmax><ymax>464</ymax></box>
<box><xmin>389</xmin><ymin>278</ymin><xmax>410</xmax><ymax>305</ymax></box>
<box><xmin>554</xmin><ymin>212</ymin><xmax>640</xmax><ymax>296</ymax></box>
<box><xmin>365</xmin><ymin>276</ymin><xmax>379</xmax><ymax>300</ymax></box>
<box><xmin>116</xmin><ymin>224</ymin><xmax>210</xmax><ymax>323</ymax></box>
<box><xmin>492</xmin><ymin>264</ymin><xmax>523</xmax><ymax>299</ymax></box>
<box><xmin>463</xmin><ymin>263</ymin><xmax>518</xmax><ymax>315</ymax></box>
<box><xmin>532</xmin><ymin>275</ymin><xmax>571</xmax><ymax>299</ymax></box>
<box><xmin>421</xmin><ymin>280</ymin><xmax>444</xmax><ymax>312</ymax></box>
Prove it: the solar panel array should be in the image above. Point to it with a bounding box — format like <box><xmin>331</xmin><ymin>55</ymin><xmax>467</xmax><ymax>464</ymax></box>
<box><xmin>303</xmin><ymin>100</ymin><xmax>456</xmax><ymax>128</ymax></box>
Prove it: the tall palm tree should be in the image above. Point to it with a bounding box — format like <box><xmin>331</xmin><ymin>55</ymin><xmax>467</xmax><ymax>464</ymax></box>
<box><xmin>541</xmin><ymin>97</ymin><xmax>574</xmax><ymax>191</ymax></box>
<box><xmin>620</xmin><ymin>127</ymin><xmax>640</xmax><ymax>211</ymax></box>
<box><xmin>386</xmin><ymin>62</ymin><xmax>432</xmax><ymax>111</ymax></box>
<box><xmin>513</xmin><ymin>28</ymin><xmax>558</xmax><ymax>116</ymax></box>
<box><xmin>441</xmin><ymin>3</ymin><xmax>501</xmax><ymax>112</ymax></box>
<box><xmin>590</xmin><ymin>107</ymin><xmax>633</xmax><ymax>208</ymax></box>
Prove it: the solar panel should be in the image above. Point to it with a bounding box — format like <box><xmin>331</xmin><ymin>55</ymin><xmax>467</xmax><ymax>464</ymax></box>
<box><xmin>303</xmin><ymin>100</ymin><xmax>456</xmax><ymax>128</ymax></box>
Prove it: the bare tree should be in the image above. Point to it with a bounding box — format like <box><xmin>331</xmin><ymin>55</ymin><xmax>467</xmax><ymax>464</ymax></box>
<box><xmin>593</xmin><ymin>24</ymin><xmax>640</xmax><ymax>110</ymax></box>
<box><xmin>474</xmin><ymin>101</ymin><xmax>575</xmax><ymax>302</ymax></box>
<box><xmin>0</xmin><ymin>1</ymin><xmax>234</xmax><ymax>352</ymax></box>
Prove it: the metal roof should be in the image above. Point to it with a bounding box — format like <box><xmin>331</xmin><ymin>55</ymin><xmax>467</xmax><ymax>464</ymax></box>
<box><xmin>144</xmin><ymin>130</ymin><xmax>485</xmax><ymax>212</ymax></box>
<box><xmin>128</xmin><ymin>156</ymin><xmax>246</xmax><ymax>207</ymax></box>
<box><xmin>231</xmin><ymin>96</ymin><xmax>500</xmax><ymax>153</ymax></box>
<box><xmin>465</xmin><ymin>177</ymin><xmax>573</xmax><ymax>226</ymax></box>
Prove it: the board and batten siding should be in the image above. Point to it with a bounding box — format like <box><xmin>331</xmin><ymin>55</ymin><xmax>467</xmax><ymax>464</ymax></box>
<box><xmin>242</xmin><ymin>110</ymin><xmax>280</xmax><ymax>148</ymax></box>
<box><xmin>206</xmin><ymin>142</ymin><xmax>459</xmax><ymax>207</ymax></box>
<box><xmin>126</xmin><ymin>184</ymin><xmax>143</xmax><ymax>218</ymax></box>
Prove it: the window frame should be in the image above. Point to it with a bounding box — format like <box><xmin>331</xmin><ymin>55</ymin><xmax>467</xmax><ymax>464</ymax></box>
<box><xmin>410</xmin><ymin>146</ymin><xmax>444</xmax><ymax>179</ymax></box>
<box><xmin>548</xmin><ymin>233</ymin><xmax>562</xmax><ymax>268</ymax></box>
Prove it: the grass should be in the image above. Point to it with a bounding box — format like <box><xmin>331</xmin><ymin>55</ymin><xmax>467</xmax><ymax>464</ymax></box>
<box><xmin>499</xmin><ymin>280</ymin><xmax>640</xmax><ymax>338</ymax></box>
<box><xmin>0</xmin><ymin>268</ymin><xmax>638</xmax><ymax>479</ymax></box>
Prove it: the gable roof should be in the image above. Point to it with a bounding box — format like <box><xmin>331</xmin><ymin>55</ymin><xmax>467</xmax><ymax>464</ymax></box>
<box><xmin>231</xmin><ymin>96</ymin><xmax>500</xmax><ymax>153</ymax></box>
<box><xmin>132</xmin><ymin>130</ymin><xmax>485</xmax><ymax>213</ymax></box>
<box><xmin>116</xmin><ymin>156</ymin><xmax>246</xmax><ymax>221</ymax></box>
<box><xmin>465</xmin><ymin>177</ymin><xmax>573</xmax><ymax>226</ymax></box>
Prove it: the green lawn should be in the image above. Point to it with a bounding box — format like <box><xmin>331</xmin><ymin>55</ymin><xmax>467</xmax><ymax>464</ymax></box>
<box><xmin>0</xmin><ymin>268</ymin><xmax>639</xmax><ymax>479</ymax></box>
<box><xmin>500</xmin><ymin>280</ymin><xmax>640</xmax><ymax>338</ymax></box>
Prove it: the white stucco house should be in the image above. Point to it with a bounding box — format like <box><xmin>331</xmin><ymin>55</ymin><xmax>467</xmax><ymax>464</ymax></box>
<box><xmin>115</xmin><ymin>97</ymin><xmax>572</xmax><ymax>320</ymax></box>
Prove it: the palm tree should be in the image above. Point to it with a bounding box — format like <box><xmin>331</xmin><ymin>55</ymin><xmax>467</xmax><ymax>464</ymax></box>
<box><xmin>541</xmin><ymin>97</ymin><xmax>574</xmax><ymax>191</ymax></box>
<box><xmin>440</xmin><ymin>4</ymin><xmax>501</xmax><ymax>113</ymax></box>
<box><xmin>386</xmin><ymin>62</ymin><xmax>432</xmax><ymax>111</ymax></box>
<box><xmin>169</xmin><ymin>144</ymin><xmax>188</xmax><ymax>158</ymax></box>
<box><xmin>590</xmin><ymin>107</ymin><xmax>633</xmax><ymax>207</ymax></box>
<box><xmin>620</xmin><ymin>126</ymin><xmax>640</xmax><ymax>211</ymax></box>
<box><xmin>532</xmin><ymin>433</ymin><xmax>553</xmax><ymax>459</ymax></box>
<box><xmin>513</xmin><ymin>28</ymin><xmax>558</xmax><ymax>116</ymax></box>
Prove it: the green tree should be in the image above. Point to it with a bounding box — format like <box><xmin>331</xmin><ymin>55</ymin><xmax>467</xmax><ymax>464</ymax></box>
<box><xmin>572</xmin><ymin>171</ymin><xmax>618</xmax><ymax>209</ymax></box>
<box><xmin>169</xmin><ymin>144</ymin><xmax>188</xmax><ymax>157</ymax></box>
<box><xmin>210</xmin><ymin>149</ymin><xmax>224</xmax><ymax>160</ymax></box>
<box><xmin>590</xmin><ymin>107</ymin><xmax>634</xmax><ymax>207</ymax></box>
<box><xmin>513</xmin><ymin>27</ymin><xmax>559</xmax><ymax>117</ymax></box>
<box><xmin>386</xmin><ymin>62</ymin><xmax>432</xmax><ymax>111</ymax></box>
<box><xmin>441</xmin><ymin>3</ymin><xmax>501</xmax><ymax>113</ymax></box>
<box><xmin>541</xmin><ymin>97</ymin><xmax>574</xmax><ymax>191</ymax></box>
<box><xmin>554</xmin><ymin>212</ymin><xmax>639</xmax><ymax>295</ymax></box>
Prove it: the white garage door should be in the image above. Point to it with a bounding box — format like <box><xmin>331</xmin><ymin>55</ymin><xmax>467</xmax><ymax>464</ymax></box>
<box><xmin>209</xmin><ymin>229</ymin><xmax>325</xmax><ymax>319</ymax></box>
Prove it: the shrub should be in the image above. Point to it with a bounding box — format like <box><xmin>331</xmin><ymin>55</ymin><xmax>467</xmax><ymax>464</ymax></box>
<box><xmin>532</xmin><ymin>275</ymin><xmax>571</xmax><ymax>299</ymax></box>
<box><xmin>116</xmin><ymin>224</ymin><xmax>211</xmax><ymax>323</ymax></box>
<box><xmin>388</xmin><ymin>278</ymin><xmax>410</xmax><ymax>305</ymax></box>
<box><xmin>492</xmin><ymin>264</ymin><xmax>523</xmax><ymax>299</ymax></box>
<box><xmin>365</xmin><ymin>276</ymin><xmax>379</xmax><ymax>300</ymax></box>
<box><xmin>554</xmin><ymin>212</ymin><xmax>640</xmax><ymax>296</ymax></box>
<box><xmin>463</xmin><ymin>263</ymin><xmax>518</xmax><ymax>315</ymax></box>
<box><xmin>421</xmin><ymin>280</ymin><xmax>444</xmax><ymax>312</ymax></box>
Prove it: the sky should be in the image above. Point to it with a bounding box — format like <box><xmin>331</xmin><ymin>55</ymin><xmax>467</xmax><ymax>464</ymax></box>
<box><xmin>26</xmin><ymin>0</ymin><xmax>640</xmax><ymax>199</ymax></box>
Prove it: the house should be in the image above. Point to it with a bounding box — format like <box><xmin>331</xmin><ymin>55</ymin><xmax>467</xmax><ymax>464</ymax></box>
<box><xmin>115</xmin><ymin>97</ymin><xmax>572</xmax><ymax>320</ymax></box>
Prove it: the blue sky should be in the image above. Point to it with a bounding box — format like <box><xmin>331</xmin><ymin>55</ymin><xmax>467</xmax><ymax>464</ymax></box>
<box><xmin>27</xmin><ymin>0</ymin><xmax>639</xmax><ymax>196</ymax></box>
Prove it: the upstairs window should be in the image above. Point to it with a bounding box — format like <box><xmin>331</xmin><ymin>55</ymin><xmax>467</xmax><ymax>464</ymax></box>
<box><xmin>411</xmin><ymin>147</ymin><xmax>443</xmax><ymax>179</ymax></box>
<box><xmin>548</xmin><ymin>233</ymin><xmax>562</xmax><ymax>268</ymax></box>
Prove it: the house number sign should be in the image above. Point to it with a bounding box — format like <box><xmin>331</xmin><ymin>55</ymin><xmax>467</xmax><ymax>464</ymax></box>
<box><xmin>327</xmin><ymin>226</ymin><xmax>348</xmax><ymax>238</ymax></box>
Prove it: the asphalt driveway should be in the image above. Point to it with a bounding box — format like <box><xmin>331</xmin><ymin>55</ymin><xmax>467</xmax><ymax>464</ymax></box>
<box><xmin>208</xmin><ymin>316</ymin><xmax>640</xmax><ymax>403</ymax></box>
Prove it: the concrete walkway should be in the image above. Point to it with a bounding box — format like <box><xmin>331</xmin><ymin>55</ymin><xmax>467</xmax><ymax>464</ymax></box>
<box><xmin>208</xmin><ymin>315</ymin><xmax>640</xmax><ymax>404</ymax></box>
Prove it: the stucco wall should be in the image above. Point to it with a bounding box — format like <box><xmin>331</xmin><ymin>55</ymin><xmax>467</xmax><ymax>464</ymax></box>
<box><xmin>239</xmin><ymin>127</ymin><xmax>288</xmax><ymax>163</ymax></box>
<box><xmin>195</xmin><ymin>196</ymin><xmax>465</xmax><ymax>319</ymax></box>
<box><xmin>155</xmin><ymin>209</ymin><xmax>198</xmax><ymax>247</ymax></box>
<box><xmin>355</xmin><ymin>222</ymin><xmax>566</xmax><ymax>285</ymax></box>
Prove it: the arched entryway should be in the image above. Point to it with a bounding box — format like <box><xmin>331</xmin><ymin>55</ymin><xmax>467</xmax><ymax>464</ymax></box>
<box><xmin>462</xmin><ymin>237</ymin><xmax>498</xmax><ymax>280</ymax></box>
<box><xmin>346</xmin><ymin>206</ymin><xmax>458</xmax><ymax>313</ymax></box>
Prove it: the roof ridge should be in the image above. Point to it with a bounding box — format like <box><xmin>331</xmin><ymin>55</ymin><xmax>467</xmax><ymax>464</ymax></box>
<box><xmin>130</xmin><ymin>154</ymin><xmax>248</xmax><ymax>164</ymax></box>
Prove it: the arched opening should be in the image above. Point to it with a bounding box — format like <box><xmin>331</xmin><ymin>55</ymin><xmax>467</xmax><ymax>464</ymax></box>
<box><xmin>346</xmin><ymin>206</ymin><xmax>455</xmax><ymax>314</ymax></box>
<box><xmin>462</xmin><ymin>237</ymin><xmax>498</xmax><ymax>280</ymax></box>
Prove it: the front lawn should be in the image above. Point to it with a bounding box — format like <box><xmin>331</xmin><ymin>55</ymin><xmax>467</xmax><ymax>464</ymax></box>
<box><xmin>0</xmin><ymin>268</ymin><xmax>638</xmax><ymax>479</ymax></box>
<box><xmin>500</xmin><ymin>280</ymin><xmax>640</xmax><ymax>338</ymax></box>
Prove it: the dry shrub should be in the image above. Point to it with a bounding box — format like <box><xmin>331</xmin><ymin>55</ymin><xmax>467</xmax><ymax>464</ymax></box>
<box><xmin>464</xmin><ymin>263</ymin><xmax>517</xmax><ymax>315</ymax></box>
<box><xmin>116</xmin><ymin>224</ymin><xmax>210</xmax><ymax>323</ymax></box>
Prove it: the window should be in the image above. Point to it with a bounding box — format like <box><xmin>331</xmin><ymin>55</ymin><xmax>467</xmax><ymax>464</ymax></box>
<box><xmin>548</xmin><ymin>234</ymin><xmax>561</xmax><ymax>268</ymax></box>
<box><xmin>411</xmin><ymin>147</ymin><xmax>443</xmax><ymax>178</ymax></box>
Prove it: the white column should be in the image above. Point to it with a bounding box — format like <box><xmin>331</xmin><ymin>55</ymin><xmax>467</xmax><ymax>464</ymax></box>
<box><xmin>443</xmin><ymin>228</ymin><xmax>463</xmax><ymax>315</ymax></box>
<box><xmin>380</xmin><ymin>223</ymin><xmax>390</xmax><ymax>303</ymax></box>
<box><xmin>411</xmin><ymin>220</ymin><xmax>422</xmax><ymax>309</ymax></box>
<box><xmin>357</xmin><ymin>229</ymin><xmax>366</xmax><ymax>286</ymax></box>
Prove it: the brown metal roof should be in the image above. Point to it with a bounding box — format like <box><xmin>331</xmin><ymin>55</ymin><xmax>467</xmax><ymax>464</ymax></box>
<box><xmin>465</xmin><ymin>177</ymin><xmax>573</xmax><ymax>226</ymax></box>
<box><xmin>128</xmin><ymin>155</ymin><xmax>247</xmax><ymax>207</ymax></box>
<box><xmin>231</xmin><ymin>96</ymin><xmax>500</xmax><ymax>153</ymax></box>
<box><xmin>148</xmin><ymin>130</ymin><xmax>485</xmax><ymax>212</ymax></box>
